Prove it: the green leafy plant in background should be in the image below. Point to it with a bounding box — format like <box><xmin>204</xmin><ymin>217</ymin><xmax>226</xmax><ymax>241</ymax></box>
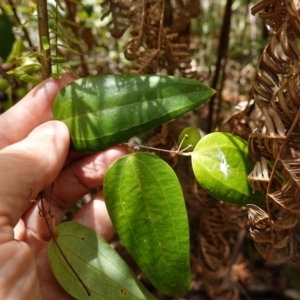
<box><xmin>0</xmin><ymin>2</ymin><xmax>41</xmax><ymax>111</ymax></box>
<box><xmin>0</xmin><ymin>0</ymin><xmax>82</xmax><ymax>112</ymax></box>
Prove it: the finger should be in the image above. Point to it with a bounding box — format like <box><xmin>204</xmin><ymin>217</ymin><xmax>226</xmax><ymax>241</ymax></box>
<box><xmin>22</xmin><ymin>146</ymin><xmax>127</xmax><ymax>240</ymax></box>
<box><xmin>0</xmin><ymin>120</ymin><xmax>69</xmax><ymax>241</ymax></box>
<box><xmin>52</xmin><ymin>145</ymin><xmax>128</xmax><ymax>208</ymax></box>
<box><xmin>0</xmin><ymin>73</ymin><xmax>76</xmax><ymax>149</ymax></box>
<box><xmin>72</xmin><ymin>189</ymin><xmax>115</xmax><ymax>242</ymax></box>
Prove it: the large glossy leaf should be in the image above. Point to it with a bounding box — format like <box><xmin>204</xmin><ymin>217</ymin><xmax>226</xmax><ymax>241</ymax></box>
<box><xmin>191</xmin><ymin>132</ymin><xmax>265</xmax><ymax>206</ymax></box>
<box><xmin>48</xmin><ymin>221</ymin><xmax>156</xmax><ymax>300</ymax></box>
<box><xmin>53</xmin><ymin>75</ymin><xmax>215</xmax><ymax>153</ymax></box>
<box><xmin>103</xmin><ymin>152</ymin><xmax>190</xmax><ymax>297</ymax></box>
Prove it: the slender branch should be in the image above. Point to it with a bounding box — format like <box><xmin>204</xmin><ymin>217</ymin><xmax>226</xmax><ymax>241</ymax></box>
<box><xmin>207</xmin><ymin>0</ymin><xmax>233</xmax><ymax>132</ymax></box>
<box><xmin>37</xmin><ymin>0</ymin><xmax>51</xmax><ymax>79</ymax></box>
<box><xmin>38</xmin><ymin>193</ymin><xmax>90</xmax><ymax>296</ymax></box>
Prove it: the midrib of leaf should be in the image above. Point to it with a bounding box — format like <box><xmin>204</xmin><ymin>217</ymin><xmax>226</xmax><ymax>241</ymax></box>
<box><xmin>124</xmin><ymin>154</ymin><xmax>186</xmax><ymax>294</ymax></box>
<box><xmin>58</xmin><ymin>90</ymin><xmax>210</xmax><ymax>122</ymax></box>
<box><xmin>117</xmin><ymin>157</ymin><xmax>158</xmax><ymax>281</ymax></box>
<box><xmin>57</xmin><ymin>231</ymin><xmax>153</xmax><ymax>300</ymax></box>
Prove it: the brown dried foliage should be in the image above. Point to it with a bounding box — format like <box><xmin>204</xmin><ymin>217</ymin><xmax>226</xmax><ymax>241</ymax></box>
<box><xmin>100</xmin><ymin>0</ymin><xmax>130</xmax><ymax>39</ymax></box>
<box><xmin>248</xmin><ymin>0</ymin><xmax>300</xmax><ymax>263</ymax></box>
<box><xmin>101</xmin><ymin>0</ymin><xmax>201</xmax><ymax>77</ymax></box>
<box><xmin>193</xmin><ymin>185</ymin><xmax>248</xmax><ymax>300</ymax></box>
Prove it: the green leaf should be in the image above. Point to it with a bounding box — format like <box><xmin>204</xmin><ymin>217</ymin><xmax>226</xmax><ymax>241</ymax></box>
<box><xmin>53</xmin><ymin>75</ymin><xmax>215</xmax><ymax>153</ymax></box>
<box><xmin>6</xmin><ymin>39</ymin><xmax>24</xmax><ymax>64</ymax></box>
<box><xmin>42</xmin><ymin>36</ymin><xmax>50</xmax><ymax>50</ymax></box>
<box><xmin>51</xmin><ymin>63</ymin><xmax>64</xmax><ymax>78</ymax></box>
<box><xmin>49</xmin><ymin>221</ymin><xmax>156</xmax><ymax>300</ymax></box>
<box><xmin>104</xmin><ymin>152</ymin><xmax>191</xmax><ymax>297</ymax></box>
<box><xmin>191</xmin><ymin>132</ymin><xmax>265</xmax><ymax>206</ymax></box>
<box><xmin>7</xmin><ymin>63</ymin><xmax>41</xmax><ymax>75</ymax></box>
<box><xmin>178</xmin><ymin>127</ymin><xmax>201</xmax><ymax>151</ymax></box>
<box><xmin>0</xmin><ymin>14</ymin><xmax>15</xmax><ymax>61</ymax></box>
<box><xmin>19</xmin><ymin>74</ymin><xmax>41</xmax><ymax>84</ymax></box>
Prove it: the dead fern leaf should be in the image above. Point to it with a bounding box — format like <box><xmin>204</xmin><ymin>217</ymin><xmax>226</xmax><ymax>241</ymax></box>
<box><xmin>100</xmin><ymin>0</ymin><xmax>130</xmax><ymax>38</ymax></box>
<box><xmin>194</xmin><ymin>184</ymin><xmax>248</xmax><ymax>300</ymax></box>
<box><xmin>248</xmin><ymin>0</ymin><xmax>300</xmax><ymax>263</ymax></box>
<box><xmin>119</xmin><ymin>0</ymin><xmax>201</xmax><ymax>77</ymax></box>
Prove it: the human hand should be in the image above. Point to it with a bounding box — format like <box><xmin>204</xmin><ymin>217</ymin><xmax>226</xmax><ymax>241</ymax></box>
<box><xmin>0</xmin><ymin>74</ymin><xmax>128</xmax><ymax>299</ymax></box>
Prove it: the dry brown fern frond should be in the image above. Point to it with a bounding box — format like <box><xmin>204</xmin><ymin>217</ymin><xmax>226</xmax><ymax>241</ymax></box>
<box><xmin>219</xmin><ymin>102</ymin><xmax>258</xmax><ymax>141</ymax></box>
<box><xmin>251</xmin><ymin>0</ymin><xmax>287</xmax><ymax>34</ymax></box>
<box><xmin>248</xmin><ymin>0</ymin><xmax>300</xmax><ymax>263</ymax></box>
<box><xmin>129</xmin><ymin>49</ymin><xmax>160</xmax><ymax>74</ymax></box>
<box><xmin>143</xmin><ymin>123</ymin><xmax>169</xmax><ymax>147</ymax></box>
<box><xmin>125</xmin><ymin>0</ymin><xmax>164</xmax><ymax>74</ymax></box>
<box><xmin>100</xmin><ymin>0</ymin><xmax>131</xmax><ymax>38</ymax></box>
<box><xmin>194</xmin><ymin>185</ymin><xmax>248</xmax><ymax>300</ymax></box>
<box><xmin>121</xmin><ymin>0</ymin><xmax>201</xmax><ymax>77</ymax></box>
<box><xmin>124</xmin><ymin>1</ymin><xmax>146</xmax><ymax>60</ymax></box>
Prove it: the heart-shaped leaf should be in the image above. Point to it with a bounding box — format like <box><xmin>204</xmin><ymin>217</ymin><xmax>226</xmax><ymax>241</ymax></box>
<box><xmin>48</xmin><ymin>221</ymin><xmax>156</xmax><ymax>300</ymax></box>
<box><xmin>53</xmin><ymin>75</ymin><xmax>215</xmax><ymax>153</ymax></box>
<box><xmin>103</xmin><ymin>152</ymin><xmax>191</xmax><ymax>297</ymax></box>
<box><xmin>191</xmin><ymin>132</ymin><xmax>265</xmax><ymax>206</ymax></box>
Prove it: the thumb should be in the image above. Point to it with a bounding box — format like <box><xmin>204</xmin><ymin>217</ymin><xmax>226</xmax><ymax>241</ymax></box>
<box><xmin>0</xmin><ymin>120</ymin><xmax>69</xmax><ymax>236</ymax></box>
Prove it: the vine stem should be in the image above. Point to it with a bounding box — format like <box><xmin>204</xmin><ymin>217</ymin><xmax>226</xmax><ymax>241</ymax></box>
<box><xmin>123</xmin><ymin>143</ymin><xmax>193</xmax><ymax>157</ymax></box>
<box><xmin>37</xmin><ymin>189</ymin><xmax>91</xmax><ymax>296</ymax></box>
<box><xmin>37</xmin><ymin>0</ymin><xmax>51</xmax><ymax>79</ymax></box>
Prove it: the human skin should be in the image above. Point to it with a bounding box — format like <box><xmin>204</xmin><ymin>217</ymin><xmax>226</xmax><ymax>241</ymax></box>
<box><xmin>0</xmin><ymin>73</ymin><xmax>127</xmax><ymax>299</ymax></box>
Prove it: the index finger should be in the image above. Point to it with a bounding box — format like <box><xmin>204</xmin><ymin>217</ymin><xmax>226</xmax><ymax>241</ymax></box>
<box><xmin>0</xmin><ymin>73</ymin><xmax>76</xmax><ymax>149</ymax></box>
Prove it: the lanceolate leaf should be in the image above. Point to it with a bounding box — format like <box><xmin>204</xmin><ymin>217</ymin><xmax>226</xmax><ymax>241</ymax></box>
<box><xmin>104</xmin><ymin>153</ymin><xmax>191</xmax><ymax>297</ymax></box>
<box><xmin>48</xmin><ymin>222</ymin><xmax>156</xmax><ymax>300</ymax></box>
<box><xmin>192</xmin><ymin>132</ymin><xmax>265</xmax><ymax>207</ymax></box>
<box><xmin>53</xmin><ymin>75</ymin><xmax>215</xmax><ymax>153</ymax></box>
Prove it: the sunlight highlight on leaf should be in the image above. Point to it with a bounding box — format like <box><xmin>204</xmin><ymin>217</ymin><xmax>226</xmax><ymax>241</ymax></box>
<box><xmin>48</xmin><ymin>222</ymin><xmax>157</xmax><ymax>300</ymax></box>
<box><xmin>53</xmin><ymin>75</ymin><xmax>215</xmax><ymax>153</ymax></box>
<box><xmin>104</xmin><ymin>152</ymin><xmax>191</xmax><ymax>297</ymax></box>
<box><xmin>192</xmin><ymin>132</ymin><xmax>265</xmax><ymax>206</ymax></box>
